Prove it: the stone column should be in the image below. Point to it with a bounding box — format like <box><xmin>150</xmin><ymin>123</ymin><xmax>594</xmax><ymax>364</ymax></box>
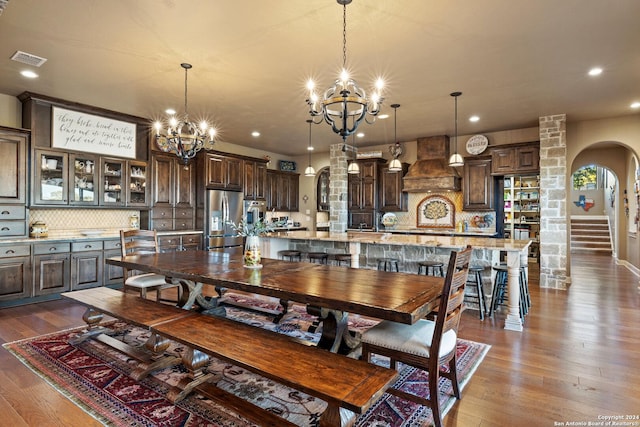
<box><xmin>329</xmin><ymin>143</ymin><xmax>349</xmax><ymax>233</ymax></box>
<box><xmin>539</xmin><ymin>114</ymin><xmax>568</xmax><ymax>289</ymax></box>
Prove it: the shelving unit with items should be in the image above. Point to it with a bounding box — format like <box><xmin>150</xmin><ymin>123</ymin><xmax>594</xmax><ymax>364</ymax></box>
<box><xmin>503</xmin><ymin>174</ymin><xmax>540</xmax><ymax>261</ymax></box>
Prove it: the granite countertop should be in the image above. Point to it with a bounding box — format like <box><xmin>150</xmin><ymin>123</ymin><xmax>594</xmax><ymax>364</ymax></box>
<box><xmin>347</xmin><ymin>227</ymin><xmax>498</xmax><ymax>238</ymax></box>
<box><xmin>2</xmin><ymin>229</ymin><xmax>203</xmax><ymax>244</ymax></box>
<box><xmin>265</xmin><ymin>230</ymin><xmax>531</xmax><ymax>252</ymax></box>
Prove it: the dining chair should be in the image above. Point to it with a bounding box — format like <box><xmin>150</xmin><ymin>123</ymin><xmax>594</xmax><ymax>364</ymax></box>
<box><xmin>361</xmin><ymin>245</ymin><xmax>472</xmax><ymax>427</ymax></box>
<box><xmin>120</xmin><ymin>229</ymin><xmax>182</xmax><ymax>303</ymax></box>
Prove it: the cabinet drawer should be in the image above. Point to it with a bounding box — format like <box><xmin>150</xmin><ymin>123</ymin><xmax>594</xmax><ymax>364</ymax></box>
<box><xmin>174</xmin><ymin>218</ymin><xmax>194</xmax><ymax>230</ymax></box>
<box><xmin>0</xmin><ymin>244</ymin><xmax>30</xmax><ymax>258</ymax></box>
<box><xmin>181</xmin><ymin>234</ymin><xmax>202</xmax><ymax>247</ymax></box>
<box><xmin>0</xmin><ymin>221</ymin><xmax>26</xmax><ymax>237</ymax></box>
<box><xmin>153</xmin><ymin>219</ymin><xmax>173</xmax><ymax>231</ymax></box>
<box><xmin>0</xmin><ymin>205</ymin><xmax>26</xmax><ymax>220</ymax></box>
<box><xmin>174</xmin><ymin>208</ymin><xmax>193</xmax><ymax>219</ymax></box>
<box><xmin>33</xmin><ymin>242</ymin><xmax>71</xmax><ymax>255</ymax></box>
<box><xmin>103</xmin><ymin>239</ymin><xmax>122</xmax><ymax>250</ymax></box>
<box><xmin>158</xmin><ymin>235</ymin><xmax>181</xmax><ymax>248</ymax></box>
<box><xmin>152</xmin><ymin>207</ymin><xmax>173</xmax><ymax>219</ymax></box>
<box><xmin>72</xmin><ymin>240</ymin><xmax>104</xmax><ymax>252</ymax></box>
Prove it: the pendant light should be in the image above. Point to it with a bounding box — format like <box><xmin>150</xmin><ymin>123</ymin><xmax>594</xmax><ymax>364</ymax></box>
<box><xmin>448</xmin><ymin>91</ymin><xmax>464</xmax><ymax>167</ymax></box>
<box><xmin>304</xmin><ymin>119</ymin><xmax>316</xmax><ymax>177</ymax></box>
<box><xmin>347</xmin><ymin>120</ymin><xmax>360</xmax><ymax>174</ymax></box>
<box><xmin>388</xmin><ymin>103</ymin><xmax>402</xmax><ymax>172</ymax></box>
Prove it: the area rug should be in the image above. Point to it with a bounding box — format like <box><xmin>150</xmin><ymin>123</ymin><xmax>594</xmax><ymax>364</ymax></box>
<box><xmin>3</xmin><ymin>293</ymin><xmax>490</xmax><ymax>427</ymax></box>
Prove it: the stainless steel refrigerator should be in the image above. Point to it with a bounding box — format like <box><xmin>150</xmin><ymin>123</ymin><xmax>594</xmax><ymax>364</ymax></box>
<box><xmin>205</xmin><ymin>190</ymin><xmax>244</xmax><ymax>254</ymax></box>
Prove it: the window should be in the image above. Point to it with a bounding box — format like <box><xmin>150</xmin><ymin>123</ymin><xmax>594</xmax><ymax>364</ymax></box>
<box><xmin>573</xmin><ymin>165</ymin><xmax>599</xmax><ymax>190</ymax></box>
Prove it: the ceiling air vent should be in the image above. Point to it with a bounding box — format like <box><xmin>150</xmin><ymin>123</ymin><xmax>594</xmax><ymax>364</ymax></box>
<box><xmin>11</xmin><ymin>50</ymin><xmax>47</xmax><ymax>67</ymax></box>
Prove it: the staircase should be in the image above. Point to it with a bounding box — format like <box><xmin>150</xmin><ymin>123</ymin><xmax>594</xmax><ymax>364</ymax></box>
<box><xmin>570</xmin><ymin>216</ymin><xmax>613</xmax><ymax>255</ymax></box>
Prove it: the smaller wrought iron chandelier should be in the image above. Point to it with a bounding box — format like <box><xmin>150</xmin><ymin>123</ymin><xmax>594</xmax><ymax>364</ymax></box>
<box><xmin>154</xmin><ymin>63</ymin><xmax>216</xmax><ymax>166</ymax></box>
<box><xmin>448</xmin><ymin>91</ymin><xmax>464</xmax><ymax>167</ymax></box>
<box><xmin>304</xmin><ymin>119</ymin><xmax>316</xmax><ymax>177</ymax></box>
<box><xmin>306</xmin><ymin>0</ymin><xmax>384</xmax><ymax>141</ymax></box>
<box><xmin>388</xmin><ymin>103</ymin><xmax>403</xmax><ymax>172</ymax></box>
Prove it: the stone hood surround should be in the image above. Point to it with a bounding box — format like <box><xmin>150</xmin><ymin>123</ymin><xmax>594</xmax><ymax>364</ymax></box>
<box><xmin>403</xmin><ymin>135</ymin><xmax>461</xmax><ymax>192</ymax></box>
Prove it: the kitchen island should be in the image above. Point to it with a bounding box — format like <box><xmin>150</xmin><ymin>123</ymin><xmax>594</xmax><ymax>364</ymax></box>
<box><xmin>262</xmin><ymin>230</ymin><xmax>531</xmax><ymax>332</ymax></box>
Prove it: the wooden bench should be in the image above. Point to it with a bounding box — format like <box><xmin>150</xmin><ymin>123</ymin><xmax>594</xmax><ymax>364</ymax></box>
<box><xmin>61</xmin><ymin>287</ymin><xmax>197</xmax><ymax>380</ymax></box>
<box><xmin>62</xmin><ymin>287</ymin><xmax>398</xmax><ymax>427</ymax></box>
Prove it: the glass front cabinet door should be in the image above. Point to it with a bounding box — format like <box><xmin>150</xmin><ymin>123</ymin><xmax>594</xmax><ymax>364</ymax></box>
<box><xmin>101</xmin><ymin>158</ymin><xmax>126</xmax><ymax>206</ymax></box>
<box><xmin>69</xmin><ymin>153</ymin><xmax>99</xmax><ymax>205</ymax></box>
<box><xmin>34</xmin><ymin>149</ymin><xmax>68</xmax><ymax>205</ymax></box>
<box><xmin>127</xmin><ymin>160</ymin><xmax>148</xmax><ymax>206</ymax></box>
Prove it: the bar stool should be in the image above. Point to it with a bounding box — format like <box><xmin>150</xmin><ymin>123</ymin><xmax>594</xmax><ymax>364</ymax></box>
<box><xmin>465</xmin><ymin>265</ymin><xmax>488</xmax><ymax>320</ymax></box>
<box><xmin>377</xmin><ymin>258</ymin><xmax>399</xmax><ymax>272</ymax></box>
<box><xmin>490</xmin><ymin>264</ymin><xmax>529</xmax><ymax>320</ymax></box>
<box><xmin>278</xmin><ymin>250</ymin><xmax>301</xmax><ymax>262</ymax></box>
<box><xmin>417</xmin><ymin>260</ymin><xmax>444</xmax><ymax>277</ymax></box>
<box><xmin>332</xmin><ymin>253</ymin><xmax>352</xmax><ymax>267</ymax></box>
<box><xmin>307</xmin><ymin>252</ymin><xmax>328</xmax><ymax>264</ymax></box>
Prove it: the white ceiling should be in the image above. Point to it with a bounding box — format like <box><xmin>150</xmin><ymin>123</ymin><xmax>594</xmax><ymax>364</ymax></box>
<box><xmin>1</xmin><ymin>0</ymin><xmax>638</xmax><ymax>156</ymax></box>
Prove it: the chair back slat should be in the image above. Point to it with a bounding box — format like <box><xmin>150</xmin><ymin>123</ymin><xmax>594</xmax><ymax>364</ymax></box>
<box><xmin>120</xmin><ymin>229</ymin><xmax>160</xmax><ymax>278</ymax></box>
<box><xmin>432</xmin><ymin>245</ymin><xmax>472</xmax><ymax>360</ymax></box>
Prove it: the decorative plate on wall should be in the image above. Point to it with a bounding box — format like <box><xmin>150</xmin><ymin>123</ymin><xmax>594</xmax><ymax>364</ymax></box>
<box><xmin>466</xmin><ymin>134</ymin><xmax>489</xmax><ymax>155</ymax></box>
<box><xmin>417</xmin><ymin>195</ymin><xmax>455</xmax><ymax>228</ymax></box>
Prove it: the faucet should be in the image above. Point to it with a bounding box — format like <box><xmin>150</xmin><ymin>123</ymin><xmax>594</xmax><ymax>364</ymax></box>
<box><xmin>359</xmin><ymin>222</ymin><xmax>367</xmax><ymax>231</ymax></box>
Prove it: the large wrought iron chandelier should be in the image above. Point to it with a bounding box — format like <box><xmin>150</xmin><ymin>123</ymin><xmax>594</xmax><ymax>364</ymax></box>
<box><xmin>154</xmin><ymin>63</ymin><xmax>216</xmax><ymax>165</ymax></box>
<box><xmin>306</xmin><ymin>0</ymin><xmax>384</xmax><ymax>141</ymax></box>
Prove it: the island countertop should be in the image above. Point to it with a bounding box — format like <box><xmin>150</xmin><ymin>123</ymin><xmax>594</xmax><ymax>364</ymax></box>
<box><xmin>265</xmin><ymin>230</ymin><xmax>531</xmax><ymax>252</ymax></box>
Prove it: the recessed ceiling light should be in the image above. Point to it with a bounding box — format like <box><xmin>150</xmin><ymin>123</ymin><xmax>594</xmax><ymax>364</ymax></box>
<box><xmin>588</xmin><ymin>67</ymin><xmax>603</xmax><ymax>76</ymax></box>
<box><xmin>307</xmin><ymin>146</ymin><xmax>314</xmax><ymax>151</ymax></box>
<box><xmin>20</xmin><ymin>70</ymin><xmax>38</xmax><ymax>78</ymax></box>
<box><xmin>356</xmin><ymin>132</ymin><xmax>365</xmax><ymax>138</ymax></box>
<box><xmin>251</xmin><ymin>131</ymin><xmax>260</xmax><ymax>137</ymax></box>
<box><xmin>165</xmin><ymin>108</ymin><xmax>176</xmax><ymax>115</ymax></box>
<box><xmin>378</xmin><ymin>114</ymin><xmax>389</xmax><ymax>119</ymax></box>
<box><xmin>469</xmin><ymin>115</ymin><xmax>480</xmax><ymax>122</ymax></box>
<box><xmin>631</xmin><ymin>101</ymin><xmax>640</xmax><ymax>109</ymax></box>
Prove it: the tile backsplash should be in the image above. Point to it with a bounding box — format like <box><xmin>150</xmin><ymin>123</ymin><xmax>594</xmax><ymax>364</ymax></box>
<box><xmin>29</xmin><ymin>209</ymin><xmax>138</xmax><ymax>234</ymax></box>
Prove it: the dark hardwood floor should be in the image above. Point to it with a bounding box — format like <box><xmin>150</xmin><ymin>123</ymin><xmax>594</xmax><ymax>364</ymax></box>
<box><xmin>0</xmin><ymin>253</ymin><xmax>638</xmax><ymax>426</ymax></box>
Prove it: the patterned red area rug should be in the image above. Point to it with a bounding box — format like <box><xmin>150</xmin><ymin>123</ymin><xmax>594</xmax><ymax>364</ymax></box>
<box><xmin>3</xmin><ymin>294</ymin><xmax>490</xmax><ymax>426</ymax></box>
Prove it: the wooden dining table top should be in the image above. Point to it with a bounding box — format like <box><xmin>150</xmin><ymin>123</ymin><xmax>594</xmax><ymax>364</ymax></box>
<box><xmin>106</xmin><ymin>250</ymin><xmax>444</xmax><ymax>325</ymax></box>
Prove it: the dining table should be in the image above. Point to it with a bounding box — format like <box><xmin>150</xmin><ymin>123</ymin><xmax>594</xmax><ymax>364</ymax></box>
<box><xmin>106</xmin><ymin>250</ymin><xmax>445</xmax><ymax>354</ymax></box>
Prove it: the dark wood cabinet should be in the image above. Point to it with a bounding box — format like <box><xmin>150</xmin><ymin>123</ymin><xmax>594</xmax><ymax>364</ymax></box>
<box><xmin>347</xmin><ymin>159</ymin><xmax>385</xmax><ymax>229</ymax></box>
<box><xmin>266</xmin><ymin>170</ymin><xmax>299</xmax><ymax>211</ymax></box>
<box><xmin>33</xmin><ymin>242</ymin><xmax>71</xmax><ymax>296</ymax></box>
<box><xmin>243</xmin><ymin>160</ymin><xmax>268</xmax><ymax>200</ymax></box>
<box><xmin>463</xmin><ymin>157</ymin><xmax>494</xmax><ymax>211</ymax></box>
<box><xmin>0</xmin><ymin>127</ymin><xmax>28</xmax><ymax>205</ymax></box>
<box><xmin>103</xmin><ymin>239</ymin><xmax>124</xmax><ymax>286</ymax></box>
<box><xmin>0</xmin><ymin>244</ymin><xmax>31</xmax><ymax>301</ymax></box>
<box><xmin>491</xmin><ymin>144</ymin><xmax>539</xmax><ymax>175</ymax></box>
<box><xmin>146</xmin><ymin>153</ymin><xmax>196</xmax><ymax>231</ymax></box>
<box><xmin>204</xmin><ymin>154</ymin><xmax>243</xmax><ymax>191</ymax></box>
<box><xmin>0</xmin><ymin>127</ymin><xmax>28</xmax><ymax>239</ymax></box>
<box><xmin>71</xmin><ymin>240</ymin><xmax>104</xmax><ymax>290</ymax></box>
<box><xmin>380</xmin><ymin>163</ymin><xmax>409</xmax><ymax>212</ymax></box>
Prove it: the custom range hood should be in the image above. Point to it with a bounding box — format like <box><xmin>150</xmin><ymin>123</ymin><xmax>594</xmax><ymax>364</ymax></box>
<box><xmin>402</xmin><ymin>135</ymin><xmax>461</xmax><ymax>192</ymax></box>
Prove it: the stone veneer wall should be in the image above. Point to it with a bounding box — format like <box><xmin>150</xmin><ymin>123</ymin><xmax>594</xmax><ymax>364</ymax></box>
<box><xmin>329</xmin><ymin>143</ymin><xmax>349</xmax><ymax>233</ymax></box>
<box><xmin>539</xmin><ymin>114</ymin><xmax>568</xmax><ymax>289</ymax></box>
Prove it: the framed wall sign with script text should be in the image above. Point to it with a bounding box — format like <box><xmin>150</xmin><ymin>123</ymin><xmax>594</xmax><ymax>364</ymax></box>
<box><xmin>52</xmin><ymin>107</ymin><xmax>137</xmax><ymax>158</ymax></box>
